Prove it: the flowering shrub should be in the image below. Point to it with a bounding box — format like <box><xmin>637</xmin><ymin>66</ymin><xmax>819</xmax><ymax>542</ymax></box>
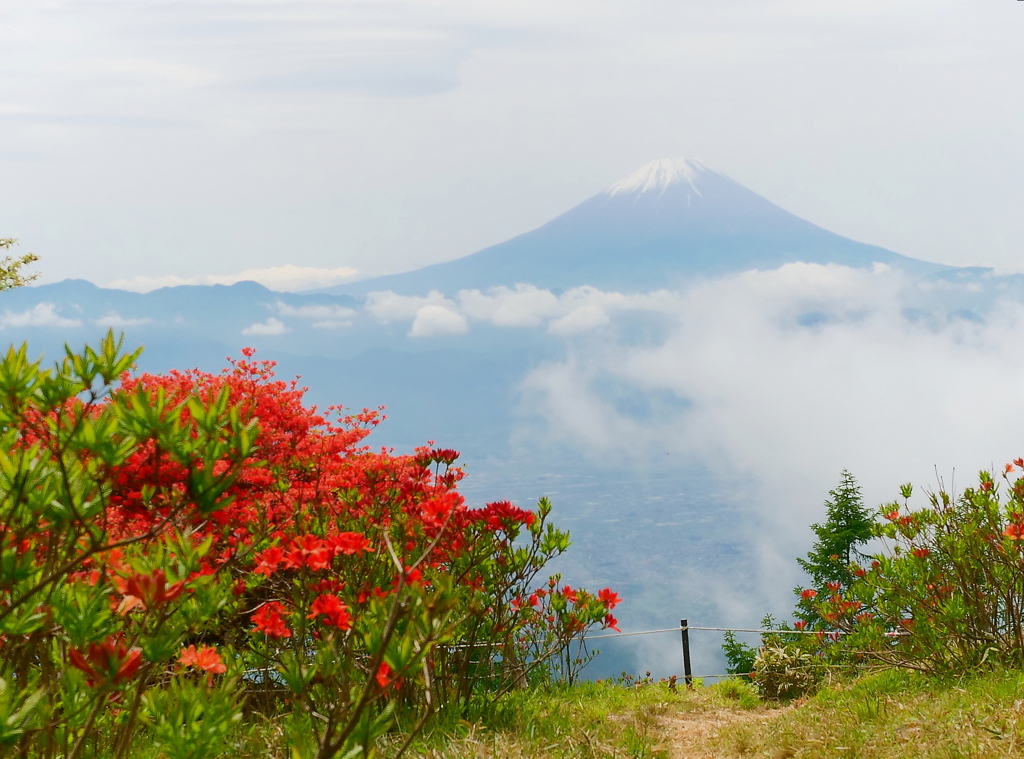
<box><xmin>786</xmin><ymin>462</ymin><xmax>1024</xmax><ymax>675</ymax></box>
<box><xmin>0</xmin><ymin>334</ymin><xmax>621</xmax><ymax>759</ymax></box>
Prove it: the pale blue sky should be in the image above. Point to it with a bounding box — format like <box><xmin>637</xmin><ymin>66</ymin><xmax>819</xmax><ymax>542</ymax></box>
<box><xmin>1</xmin><ymin>0</ymin><xmax>1022</xmax><ymax>290</ymax></box>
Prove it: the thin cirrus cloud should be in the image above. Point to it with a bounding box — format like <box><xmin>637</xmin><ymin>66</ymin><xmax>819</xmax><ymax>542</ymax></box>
<box><xmin>6</xmin><ymin>2</ymin><xmax>489</xmax><ymax>102</ymax></box>
<box><xmin>107</xmin><ymin>266</ymin><xmax>359</xmax><ymax>293</ymax></box>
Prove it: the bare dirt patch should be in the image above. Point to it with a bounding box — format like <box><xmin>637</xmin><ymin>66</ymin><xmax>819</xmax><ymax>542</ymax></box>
<box><xmin>661</xmin><ymin>706</ymin><xmax>786</xmax><ymax>759</ymax></box>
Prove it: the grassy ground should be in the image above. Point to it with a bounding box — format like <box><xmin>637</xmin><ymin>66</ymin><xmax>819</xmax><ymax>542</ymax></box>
<box><xmin>395</xmin><ymin>667</ymin><xmax>1024</xmax><ymax>758</ymax></box>
<box><xmin>116</xmin><ymin>677</ymin><xmax>755</xmax><ymax>759</ymax></box>
<box><xmin>384</xmin><ymin>677</ymin><xmax>764</xmax><ymax>758</ymax></box>
<box><xmin>715</xmin><ymin>668</ymin><xmax>1024</xmax><ymax>758</ymax></box>
<box><xmin>142</xmin><ymin>668</ymin><xmax>1024</xmax><ymax>758</ymax></box>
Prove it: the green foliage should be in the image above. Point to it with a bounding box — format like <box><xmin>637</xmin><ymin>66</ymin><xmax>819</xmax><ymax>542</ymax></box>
<box><xmin>751</xmin><ymin>641</ymin><xmax>825</xmax><ymax>700</ymax></box>
<box><xmin>709</xmin><ymin>677</ymin><xmax>761</xmax><ymax>709</ymax></box>
<box><xmin>141</xmin><ymin>677</ymin><xmax>244</xmax><ymax>759</ymax></box>
<box><xmin>0</xmin><ymin>239</ymin><xmax>39</xmax><ymax>291</ymax></box>
<box><xmin>795</xmin><ymin>470</ymin><xmax>872</xmax><ymax>625</ymax></box>
<box><xmin>833</xmin><ymin>465</ymin><xmax>1024</xmax><ymax>673</ymax></box>
<box><xmin>721</xmin><ymin>630</ymin><xmax>756</xmax><ymax>676</ymax></box>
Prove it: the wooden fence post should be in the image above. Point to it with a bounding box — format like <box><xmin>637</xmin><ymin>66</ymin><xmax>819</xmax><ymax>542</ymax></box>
<box><xmin>680</xmin><ymin>618</ymin><xmax>693</xmax><ymax>688</ymax></box>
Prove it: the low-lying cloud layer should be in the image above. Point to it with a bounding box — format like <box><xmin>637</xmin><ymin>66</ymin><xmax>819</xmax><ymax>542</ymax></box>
<box><xmin>494</xmin><ymin>264</ymin><xmax>1024</xmax><ymax>612</ymax></box>
<box><xmin>364</xmin><ymin>267</ymin><xmax>1024</xmax><ymax>569</ymax></box>
<box><xmin>357</xmin><ymin>266</ymin><xmax>1024</xmax><ymax>623</ymax></box>
<box><xmin>365</xmin><ymin>284</ymin><xmax>670</xmax><ymax>337</ymax></box>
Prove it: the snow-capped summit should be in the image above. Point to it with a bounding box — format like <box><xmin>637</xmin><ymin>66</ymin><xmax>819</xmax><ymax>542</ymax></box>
<box><xmin>324</xmin><ymin>158</ymin><xmax>947</xmax><ymax>296</ymax></box>
<box><xmin>606</xmin><ymin>158</ymin><xmax>709</xmax><ymax>197</ymax></box>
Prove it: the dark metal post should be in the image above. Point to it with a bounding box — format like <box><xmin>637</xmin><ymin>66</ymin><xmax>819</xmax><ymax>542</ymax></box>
<box><xmin>680</xmin><ymin>618</ymin><xmax>693</xmax><ymax>688</ymax></box>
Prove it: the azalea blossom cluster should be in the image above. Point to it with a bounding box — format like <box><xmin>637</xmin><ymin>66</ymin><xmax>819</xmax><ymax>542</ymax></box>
<box><xmin>0</xmin><ymin>337</ymin><xmax>620</xmax><ymax>759</ymax></box>
<box><xmin>789</xmin><ymin>460</ymin><xmax>1024</xmax><ymax>674</ymax></box>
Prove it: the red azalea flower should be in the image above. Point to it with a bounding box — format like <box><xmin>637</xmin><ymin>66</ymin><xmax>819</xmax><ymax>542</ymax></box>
<box><xmin>307</xmin><ymin>594</ymin><xmax>352</xmax><ymax>630</ymax></box>
<box><xmin>69</xmin><ymin>635</ymin><xmax>143</xmax><ymax>687</ymax></box>
<box><xmin>179</xmin><ymin>645</ymin><xmax>227</xmax><ymax>674</ymax></box>
<box><xmin>253</xmin><ymin>547</ymin><xmax>286</xmax><ymax>576</ymax></box>
<box><xmin>295</xmin><ymin>534</ymin><xmax>325</xmax><ymax>555</ymax></box>
<box><xmin>793</xmin><ymin>620</ymin><xmax>807</xmax><ymax>630</ymax></box>
<box><xmin>603</xmin><ymin>613</ymin><xmax>620</xmax><ymax>632</ymax></box>
<box><xmin>1004</xmin><ymin>523</ymin><xmax>1024</xmax><ymax>540</ymax></box>
<box><xmin>305</xmin><ymin>549</ymin><xmax>332</xmax><ymax>572</ymax></box>
<box><xmin>327</xmin><ymin>532</ymin><xmax>371</xmax><ymax>556</ymax></box>
<box><xmin>598</xmin><ymin>588</ymin><xmax>622</xmax><ymax>610</ymax></box>
<box><xmin>135</xmin><ymin>569</ymin><xmax>185</xmax><ymax>605</ymax></box>
<box><xmin>800</xmin><ymin>588</ymin><xmax>818</xmax><ymax>600</ymax></box>
<box><xmin>375</xmin><ymin>662</ymin><xmax>393</xmax><ymax>689</ymax></box>
<box><xmin>251</xmin><ymin>601</ymin><xmax>292</xmax><ymax>638</ymax></box>
<box><xmin>283</xmin><ymin>549</ymin><xmax>305</xmax><ymax>571</ymax></box>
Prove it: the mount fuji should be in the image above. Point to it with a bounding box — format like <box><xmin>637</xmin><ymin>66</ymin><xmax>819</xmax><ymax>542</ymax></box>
<box><xmin>326</xmin><ymin>158</ymin><xmax>948</xmax><ymax>296</ymax></box>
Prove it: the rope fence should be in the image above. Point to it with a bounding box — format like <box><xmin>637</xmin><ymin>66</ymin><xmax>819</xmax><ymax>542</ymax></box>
<box><xmin>583</xmin><ymin>624</ymin><xmax>835</xmax><ymax>640</ymax></box>
<box><xmin>440</xmin><ymin>618</ymin><xmax>909</xmax><ymax>686</ymax></box>
<box><xmin>582</xmin><ymin>618</ymin><xmax>908</xmax><ymax>686</ymax></box>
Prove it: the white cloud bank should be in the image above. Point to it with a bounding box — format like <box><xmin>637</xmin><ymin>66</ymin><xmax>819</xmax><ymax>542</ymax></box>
<box><xmin>503</xmin><ymin>263</ymin><xmax>1024</xmax><ymax>610</ymax></box>
<box><xmin>366</xmin><ymin>284</ymin><xmax>657</xmax><ymax>336</ymax></box>
<box><xmin>0</xmin><ymin>303</ymin><xmax>82</xmax><ymax>328</ymax></box>
<box><xmin>108</xmin><ymin>265</ymin><xmax>359</xmax><ymax>293</ymax></box>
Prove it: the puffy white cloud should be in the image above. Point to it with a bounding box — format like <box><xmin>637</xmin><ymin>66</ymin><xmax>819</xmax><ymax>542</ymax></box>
<box><xmin>366</xmin><ymin>284</ymin><xmax>676</xmax><ymax>334</ymax></box>
<box><xmin>0</xmin><ymin>303</ymin><xmax>82</xmax><ymax>328</ymax></box>
<box><xmin>107</xmin><ymin>265</ymin><xmax>359</xmax><ymax>293</ymax></box>
<box><xmin>365</xmin><ymin>290</ymin><xmax>457</xmax><ymax>322</ymax></box>
<box><xmin>408</xmin><ymin>305</ymin><xmax>469</xmax><ymax>338</ymax></box>
<box><xmin>241</xmin><ymin>317</ymin><xmax>290</xmax><ymax>335</ymax></box>
<box><xmin>457</xmin><ymin>284</ymin><xmax>563</xmax><ymax>327</ymax></box>
<box><xmin>93</xmin><ymin>311</ymin><xmax>152</xmax><ymax>328</ymax></box>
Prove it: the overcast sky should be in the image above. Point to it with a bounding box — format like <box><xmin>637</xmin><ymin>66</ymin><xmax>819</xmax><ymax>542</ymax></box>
<box><xmin>1</xmin><ymin>1</ymin><xmax>1022</xmax><ymax>290</ymax></box>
